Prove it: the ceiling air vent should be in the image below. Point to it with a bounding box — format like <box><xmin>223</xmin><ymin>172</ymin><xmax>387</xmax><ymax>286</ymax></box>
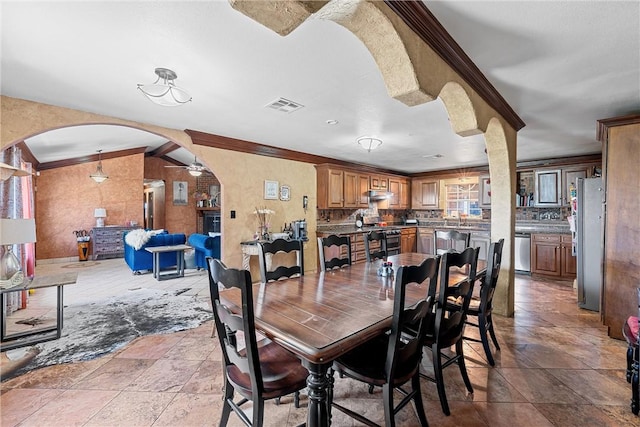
<box><xmin>265</xmin><ymin>97</ymin><xmax>304</xmax><ymax>113</ymax></box>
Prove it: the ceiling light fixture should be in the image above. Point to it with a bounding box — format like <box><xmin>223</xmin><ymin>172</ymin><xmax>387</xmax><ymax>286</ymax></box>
<box><xmin>356</xmin><ymin>136</ymin><xmax>383</xmax><ymax>152</ymax></box>
<box><xmin>89</xmin><ymin>150</ymin><xmax>109</xmax><ymax>183</ymax></box>
<box><xmin>137</xmin><ymin>68</ymin><xmax>192</xmax><ymax>107</ymax></box>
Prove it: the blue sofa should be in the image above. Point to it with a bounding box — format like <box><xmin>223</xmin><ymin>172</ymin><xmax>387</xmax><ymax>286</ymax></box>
<box><xmin>188</xmin><ymin>233</ymin><xmax>221</xmax><ymax>270</ymax></box>
<box><xmin>123</xmin><ymin>230</ymin><xmax>187</xmax><ymax>274</ymax></box>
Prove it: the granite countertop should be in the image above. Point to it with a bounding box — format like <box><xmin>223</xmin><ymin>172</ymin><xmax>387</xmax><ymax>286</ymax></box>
<box><xmin>317</xmin><ymin>220</ymin><xmax>571</xmax><ymax>235</ymax></box>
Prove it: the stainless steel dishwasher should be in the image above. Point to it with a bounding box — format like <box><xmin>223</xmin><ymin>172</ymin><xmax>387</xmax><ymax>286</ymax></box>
<box><xmin>514</xmin><ymin>233</ymin><xmax>531</xmax><ymax>273</ymax></box>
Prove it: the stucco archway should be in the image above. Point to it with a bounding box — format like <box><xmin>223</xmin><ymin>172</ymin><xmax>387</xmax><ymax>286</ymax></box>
<box><xmin>231</xmin><ymin>0</ymin><xmax>518</xmax><ymax>316</ymax></box>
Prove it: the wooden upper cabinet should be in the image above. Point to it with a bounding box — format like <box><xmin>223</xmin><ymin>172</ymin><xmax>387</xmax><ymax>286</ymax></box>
<box><xmin>411</xmin><ymin>179</ymin><xmax>439</xmax><ymax>209</ymax></box>
<box><xmin>370</xmin><ymin>175</ymin><xmax>388</xmax><ymax>190</ymax></box>
<box><xmin>316</xmin><ymin>165</ymin><xmax>344</xmax><ymax>209</ymax></box>
<box><xmin>343</xmin><ymin>171</ymin><xmax>359</xmax><ymax>208</ymax></box>
<box><xmin>358</xmin><ymin>174</ymin><xmax>370</xmax><ymax>207</ymax></box>
<box><xmin>399</xmin><ymin>179</ymin><xmax>410</xmax><ymax>209</ymax></box>
<box><xmin>534</xmin><ymin>169</ymin><xmax>561</xmax><ymax>207</ymax></box>
<box><xmin>562</xmin><ymin>167</ymin><xmax>588</xmax><ymax>206</ymax></box>
<box><xmin>388</xmin><ymin>178</ymin><xmax>401</xmax><ymax>208</ymax></box>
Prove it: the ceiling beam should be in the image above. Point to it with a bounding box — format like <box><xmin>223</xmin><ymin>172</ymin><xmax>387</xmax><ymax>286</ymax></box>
<box><xmin>37</xmin><ymin>147</ymin><xmax>147</xmax><ymax>171</ymax></box>
<box><xmin>147</xmin><ymin>141</ymin><xmax>181</xmax><ymax>157</ymax></box>
<box><xmin>385</xmin><ymin>0</ymin><xmax>525</xmax><ymax>131</ymax></box>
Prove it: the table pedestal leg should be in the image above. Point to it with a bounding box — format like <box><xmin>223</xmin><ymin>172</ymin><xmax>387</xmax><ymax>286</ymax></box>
<box><xmin>302</xmin><ymin>360</ymin><xmax>330</xmax><ymax>427</ymax></box>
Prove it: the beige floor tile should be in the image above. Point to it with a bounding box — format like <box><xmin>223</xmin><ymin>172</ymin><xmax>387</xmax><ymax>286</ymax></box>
<box><xmin>83</xmin><ymin>390</ymin><xmax>175</xmax><ymax>426</ymax></box>
<box><xmin>126</xmin><ymin>358</ymin><xmax>202</xmax><ymax>392</ymax></box>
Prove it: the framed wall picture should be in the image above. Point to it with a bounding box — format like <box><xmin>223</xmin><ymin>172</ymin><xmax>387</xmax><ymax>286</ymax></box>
<box><xmin>264</xmin><ymin>180</ymin><xmax>279</xmax><ymax>200</ymax></box>
<box><xmin>280</xmin><ymin>185</ymin><xmax>291</xmax><ymax>201</ymax></box>
<box><xmin>173</xmin><ymin>181</ymin><xmax>188</xmax><ymax>205</ymax></box>
<box><xmin>479</xmin><ymin>176</ymin><xmax>491</xmax><ymax>207</ymax></box>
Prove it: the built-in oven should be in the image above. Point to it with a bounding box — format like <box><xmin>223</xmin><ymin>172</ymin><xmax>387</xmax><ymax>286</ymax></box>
<box><xmin>385</xmin><ymin>229</ymin><xmax>401</xmax><ymax>256</ymax></box>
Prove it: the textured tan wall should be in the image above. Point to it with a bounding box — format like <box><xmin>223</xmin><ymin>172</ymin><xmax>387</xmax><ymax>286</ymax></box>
<box><xmin>35</xmin><ymin>154</ymin><xmax>144</xmax><ymax>260</ymax></box>
<box><xmin>192</xmin><ymin>145</ymin><xmax>318</xmax><ymax>279</ymax></box>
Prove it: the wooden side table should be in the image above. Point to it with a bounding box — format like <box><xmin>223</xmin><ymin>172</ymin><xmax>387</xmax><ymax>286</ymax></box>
<box><xmin>1</xmin><ymin>272</ymin><xmax>77</xmax><ymax>351</ymax></box>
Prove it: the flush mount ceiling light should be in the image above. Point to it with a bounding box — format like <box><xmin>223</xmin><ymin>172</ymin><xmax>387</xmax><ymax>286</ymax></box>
<box><xmin>137</xmin><ymin>68</ymin><xmax>192</xmax><ymax>107</ymax></box>
<box><xmin>89</xmin><ymin>150</ymin><xmax>109</xmax><ymax>183</ymax></box>
<box><xmin>356</xmin><ymin>136</ymin><xmax>383</xmax><ymax>152</ymax></box>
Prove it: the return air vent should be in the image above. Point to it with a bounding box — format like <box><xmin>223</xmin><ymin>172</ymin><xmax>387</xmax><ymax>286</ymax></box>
<box><xmin>265</xmin><ymin>97</ymin><xmax>304</xmax><ymax>113</ymax></box>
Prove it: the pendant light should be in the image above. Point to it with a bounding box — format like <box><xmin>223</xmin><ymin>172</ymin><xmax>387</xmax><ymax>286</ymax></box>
<box><xmin>90</xmin><ymin>150</ymin><xmax>109</xmax><ymax>183</ymax></box>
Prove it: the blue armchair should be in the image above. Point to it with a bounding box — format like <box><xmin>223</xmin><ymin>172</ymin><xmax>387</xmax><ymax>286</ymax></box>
<box><xmin>124</xmin><ymin>231</ymin><xmax>187</xmax><ymax>274</ymax></box>
<box><xmin>188</xmin><ymin>233</ymin><xmax>221</xmax><ymax>269</ymax></box>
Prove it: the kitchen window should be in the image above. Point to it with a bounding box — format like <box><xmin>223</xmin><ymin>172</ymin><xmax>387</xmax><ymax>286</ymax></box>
<box><xmin>445</xmin><ymin>182</ymin><xmax>481</xmax><ymax>218</ymax></box>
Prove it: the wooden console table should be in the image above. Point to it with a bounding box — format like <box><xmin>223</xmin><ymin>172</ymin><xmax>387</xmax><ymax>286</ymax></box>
<box><xmin>1</xmin><ymin>272</ymin><xmax>77</xmax><ymax>351</ymax></box>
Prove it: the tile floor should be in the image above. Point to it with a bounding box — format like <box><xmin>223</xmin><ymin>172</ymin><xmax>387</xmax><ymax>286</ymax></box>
<box><xmin>1</xmin><ymin>259</ymin><xmax>638</xmax><ymax>426</ymax></box>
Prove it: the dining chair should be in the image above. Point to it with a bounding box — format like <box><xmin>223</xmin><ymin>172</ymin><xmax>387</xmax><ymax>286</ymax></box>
<box><xmin>433</xmin><ymin>229</ymin><xmax>470</xmax><ymax>255</ymax></box>
<box><xmin>456</xmin><ymin>238</ymin><xmax>504</xmax><ymax>366</ymax></box>
<box><xmin>258</xmin><ymin>238</ymin><xmax>304</xmax><ymax>283</ymax></box>
<box><xmin>421</xmin><ymin>246</ymin><xmax>479</xmax><ymax>416</ymax></box>
<box><xmin>257</xmin><ymin>238</ymin><xmax>304</xmax><ymax>408</ymax></box>
<box><xmin>206</xmin><ymin>257</ymin><xmax>308</xmax><ymax>426</ymax></box>
<box><xmin>363</xmin><ymin>230</ymin><xmax>387</xmax><ymax>262</ymax></box>
<box><xmin>330</xmin><ymin>256</ymin><xmax>440</xmax><ymax>427</ymax></box>
<box><xmin>318</xmin><ymin>235</ymin><xmax>352</xmax><ymax>270</ymax></box>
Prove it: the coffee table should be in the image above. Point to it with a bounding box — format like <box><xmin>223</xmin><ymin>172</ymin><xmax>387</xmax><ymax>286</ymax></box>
<box><xmin>145</xmin><ymin>244</ymin><xmax>191</xmax><ymax>281</ymax></box>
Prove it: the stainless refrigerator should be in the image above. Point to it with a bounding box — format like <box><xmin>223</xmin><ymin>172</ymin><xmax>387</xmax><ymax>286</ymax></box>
<box><xmin>575</xmin><ymin>177</ymin><xmax>605</xmax><ymax>311</ymax></box>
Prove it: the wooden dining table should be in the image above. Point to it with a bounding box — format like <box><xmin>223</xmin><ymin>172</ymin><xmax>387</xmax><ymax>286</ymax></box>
<box><xmin>219</xmin><ymin>252</ymin><xmax>484</xmax><ymax>427</ymax></box>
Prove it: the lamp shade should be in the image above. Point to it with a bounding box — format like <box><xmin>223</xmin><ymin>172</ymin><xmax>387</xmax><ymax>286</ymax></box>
<box><xmin>94</xmin><ymin>208</ymin><xmax>107</xmax><ymax>218</ymax></box>
<box><xmin>0</xmin><ymin>218</ymin><xmax>36</xmax><ymax>245</ymax></box>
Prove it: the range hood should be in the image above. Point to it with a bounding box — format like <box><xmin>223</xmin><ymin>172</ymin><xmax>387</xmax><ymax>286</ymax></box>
<box><xmin>367</xmin><ymin>190</ymin><xmax>393</xmax><ymax>201</ymax></box>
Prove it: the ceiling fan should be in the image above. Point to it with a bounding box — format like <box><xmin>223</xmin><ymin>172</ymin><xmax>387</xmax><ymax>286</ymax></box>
<box><xmin>164</xmin><ymin>156</ymin><xmax>207</xmax><ymax>176</ymax></box>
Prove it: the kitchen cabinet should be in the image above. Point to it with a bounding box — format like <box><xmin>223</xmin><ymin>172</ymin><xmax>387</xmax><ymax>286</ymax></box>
<box><xmin>560</xmin><ymin>234</ymin><xmax>576</xmax><ymax>277</ymax></box>
<box><xmin>400</xmin><ymin>227</ymin><xmax>417</xmax><ymax>253</ymax></box>
<box><xmin>417</xmin><ymin>228</ymin><xmax>434</xmax><ymax>255</ymax></box>
<box><xmin>479</xmin><ymin>176</ymin><xmax>491</xmax><ymax>208</ymax></box>
<box><xmin>387</xmin><ymin>177</ymin><xmax>410</xmax><ymax>209</ymax></box>
<box><xmin>344</xmin><ymin>171</ymin><xmax>369</xmax><ymax>208</ymax></box>
<box><xmin>534</xmin><ymin>169</ymin><xmax>562</xmax><ymax>207</ymax></box>
<box><xmin>370</xmin><ymin>175</ymin><xmax>388</xmax><ymax>191</ymax></box>
<box><xmin>531</xmin><ymin>233</ymin><xmax>575</xmax><ymax>278</ymax></box>
<box><xmin>411</xmin><ymin>179</ymin><xmax>439</xmax><ymax>209</ymax></box>
<box><xmin>316</xmin><ymin>164</ymin><xmax>408</xmax><ymax>209</ymax></box>
<box><xmin>470</xmin><ymin>231</ymin><xmax>491</xmax><ymax>261</ymax></box>
<box><xmin>316</xmin><ymin>166</ymin><xmax>344</xmax><ymax>209</ymax></box>
<box><xmin>562</xmin><ymin>167</ymin><xmax>588</xmax><ymax>206</ymax></box>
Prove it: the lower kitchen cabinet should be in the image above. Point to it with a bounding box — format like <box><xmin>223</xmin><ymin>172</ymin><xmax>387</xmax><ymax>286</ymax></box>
<box><xmin>531</xmin><ymin>233</ymin><xmax>575</xmax><ymax>279</ymax></box>
<box><xmin>470</xmin><ymin>231</ymin><xmax>490</xmax><ymax>261</ymax></box>
<box><xmin>400</xmin><ymin>227</ymin><xmax>417</xmax><ymax>253</ymax></box>
<box><xmin>417</xmin><ymin>228</ymin><xmax>434</xmax><ymax>255</ymax></box>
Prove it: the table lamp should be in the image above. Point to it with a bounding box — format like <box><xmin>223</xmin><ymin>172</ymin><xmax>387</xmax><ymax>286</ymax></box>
<box><xmin>0</xmin><ymin>218</ymin><xmax>36</xmax><ymax>289</ymax></box>
<box><xmin>94</xmin><ymin>208</ymin><xmax>107</xmax><ymax>227</ymax></box>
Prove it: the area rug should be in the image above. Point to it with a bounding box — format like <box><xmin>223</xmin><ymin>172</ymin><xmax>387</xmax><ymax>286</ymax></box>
<box><xmin>61</xmin><ymin>261</ymin><xmax>101</xmax><ymax>268</ymax></box>
<box><xmin>3</xmin><ymin>287</ymin><xmax>212</xmax><ymax>380</ymax></box>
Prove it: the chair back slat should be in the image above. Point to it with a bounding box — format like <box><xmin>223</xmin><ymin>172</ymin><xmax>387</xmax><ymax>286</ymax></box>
<box><xmin>386</xmin><ymin>257</ymin><xmax>440</xmax><ymax>379</ymax></box>
<box><xmin>258</xmin><ymin>238</ymin><xmax>303</xmax><ymax>283</ymax></box>
<box><xmin>318</xmin><ymin>235</ymin><xmax>352</xmax><ymax>270</ymax></box>
<box><xmin>433</xmin><ymin>247</ymin><xmax>479</xmax><ymax>343</ymax></box>
<box><xmin>478</xmin><ymin>239</ymin><xmax>505</xmax><ymax>313</ymax></box>
<box><xmin>364</xmin><ymin>230</ymin><xmax>387</xmax><ymax>262</ymax></box>
<box><xmin>434</xmin><ymin>229</ymin><xmax>471</xmax><ymax>255</ymax></box>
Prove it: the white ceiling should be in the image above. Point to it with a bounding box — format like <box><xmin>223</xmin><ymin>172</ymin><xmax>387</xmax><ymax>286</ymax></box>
<box><xmin>2</xmin><ymin>1</ymin><xmax>638</xmax><ymax>174</ymax></box>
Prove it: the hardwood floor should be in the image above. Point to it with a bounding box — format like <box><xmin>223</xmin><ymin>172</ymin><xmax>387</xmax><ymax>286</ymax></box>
<box><xmin>1</xmin><ymin>260</ymin><xmax>637</xmax><ymax>426</ymax></box>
